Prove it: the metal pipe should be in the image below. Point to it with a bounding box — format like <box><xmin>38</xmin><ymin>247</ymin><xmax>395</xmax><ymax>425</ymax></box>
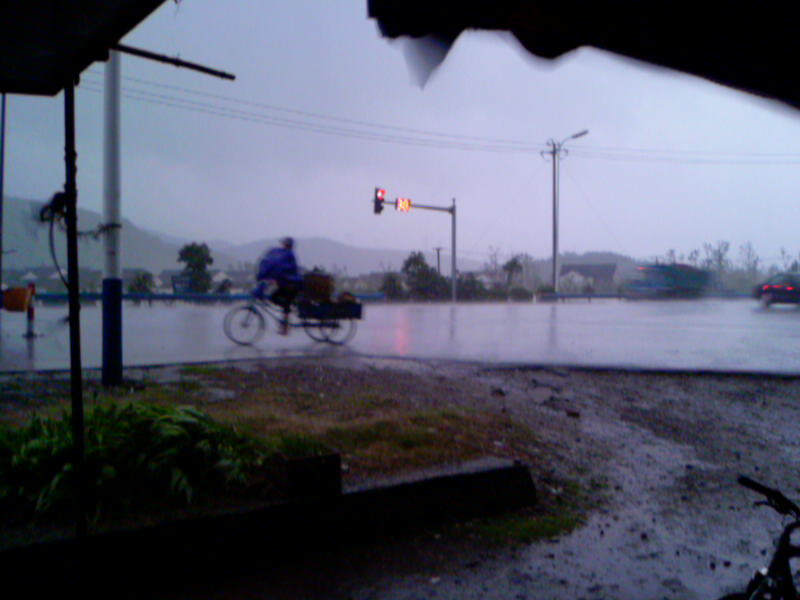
<box><xmin>64</xmin><ymin>82</ymin><xmax>87</xmax><ymax>538</ymax></box>
<box><xmin>112</xmin><ymin>43</ymin><xmax>235</xmax><ymax>80</ymax></box>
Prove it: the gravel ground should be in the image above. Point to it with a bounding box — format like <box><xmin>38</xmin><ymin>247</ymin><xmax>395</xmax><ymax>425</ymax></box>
<box><xmin>7</xmin><ymin>356</ymin><xmax>800</xmax><ymax>599</ymax></box>
<box><xmin>124</xmin><ymin>355</ymin><xmax>800</xmax><ymax>600</ymax></box>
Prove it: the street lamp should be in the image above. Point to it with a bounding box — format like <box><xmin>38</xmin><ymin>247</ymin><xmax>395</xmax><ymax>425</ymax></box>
<box><xmin>544</xmin><ymin>129</ymin><xmax>589</xmax><ymax>293</ymax></box>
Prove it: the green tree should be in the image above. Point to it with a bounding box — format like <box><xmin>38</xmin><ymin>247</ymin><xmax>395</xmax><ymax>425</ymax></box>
<box><xmin>178</xmin><ymin>242</ymin><xmax>214</xmax><ymax>293</ymax></box>
<box><xmin>380</xmin><ymin>272</ymin><xmax>405</xmax><ymax>300</ymax></box>
<box><xmin>128</xmin><ymin>271</ymin><xmax>154</xmax><ymax>294</ymax></box>
<box><xmin>779</xmin><ymin>248</ymin><xmax>799</xmax><ymax>272</ymax></box>
<box><xmin>402</xmin><ymin>251</ymin><xmax>448</xmax><ymax>300</ymax></box>
<box><xmin>502</xmin><ymin>255</ymin><xmax>523</xmax><ymax>291</ymax></box>
<box><xmin>702</xmin><ymin>240</ymin><xmax>731</xmax><ymax>290</ymax></box>
<box><xmin>457</xmin><ymin>272</ymin><xmax>487</xmax><ymax>300</ymax></box>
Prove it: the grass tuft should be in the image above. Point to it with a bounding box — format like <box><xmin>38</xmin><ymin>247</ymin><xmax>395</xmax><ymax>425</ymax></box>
<box><xmin>0</xmin><ymin>401</ymin><xmax>276</xmax><ymax>522</ymax></box>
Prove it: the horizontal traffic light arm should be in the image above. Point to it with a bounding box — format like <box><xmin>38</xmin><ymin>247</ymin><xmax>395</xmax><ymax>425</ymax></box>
<box><xmin>400</xmin><ymin>201</ymin><xmax>453</xmax><ymax>214</ymax></box>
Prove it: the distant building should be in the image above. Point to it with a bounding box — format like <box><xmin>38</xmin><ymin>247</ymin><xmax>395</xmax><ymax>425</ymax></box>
<box><xmin>559</xmin><ymin>264</ymin><xmax>617</xmax><ymax>292</ymax></box>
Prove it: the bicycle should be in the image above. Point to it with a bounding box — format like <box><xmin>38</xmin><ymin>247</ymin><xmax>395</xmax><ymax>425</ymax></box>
<box><xmin>716</xmin><ymin>475</ymin><xmax>800</xmax><ymax>600</ymax></box>
<box><xmin>223</xmin><ymin>290</ymin><xmax>361</xmax><ymax>346</ymax></box>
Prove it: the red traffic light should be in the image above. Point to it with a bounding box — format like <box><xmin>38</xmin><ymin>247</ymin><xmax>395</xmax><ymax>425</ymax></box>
<box><xmin>373</xmin><ymin>187</ymin><xmax>386</xmax><ymax>214</ymax></box>
<box><xmin>396</xmin><ymin>197</ymin><xmax>412</xmax><ymax>212</ymax></box>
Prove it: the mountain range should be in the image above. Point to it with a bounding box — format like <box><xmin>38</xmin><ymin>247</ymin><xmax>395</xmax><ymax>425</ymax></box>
<box><xmin>0</xmin><ymin>197</ymin><xmax>482</xmax><ymax>276</ymax></box>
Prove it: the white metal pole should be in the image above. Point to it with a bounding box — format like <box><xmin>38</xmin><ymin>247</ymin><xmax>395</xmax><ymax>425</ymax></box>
<box><xmin>551</xmin><ymin>141</ymin><xmax>560</xmax><ymax>293</ymax></box>
<box><xmin>104</xmin><ymin>53</ymin><xmax>121</xmax><ymax>278</ymax></box>
<box><xmin>451</xmin><ymin>198</ymin><xmax>457</xmax><ymax>302</ymax></box>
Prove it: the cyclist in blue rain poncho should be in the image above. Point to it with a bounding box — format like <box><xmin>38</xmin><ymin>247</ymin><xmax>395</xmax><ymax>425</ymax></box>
<box><xmin>253</xmin><ymin>237</ymin><xmax>302</xmax><ymax>334</ymax></box>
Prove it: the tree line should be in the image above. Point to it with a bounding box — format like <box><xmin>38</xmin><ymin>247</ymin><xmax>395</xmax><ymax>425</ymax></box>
<box><xmin>656</xmin><ymin>240</ymin><xmax>789</xmax><ymax>292</ymax></box>
<box><xmin>380</xmin><ymin>251</ymin><xmax>533</xmax><ymax>301</ymax></box>
<box><xmin>127</xmin><ymin>240</ymin><xmax>786</xmax><ymax>298</ymax></box>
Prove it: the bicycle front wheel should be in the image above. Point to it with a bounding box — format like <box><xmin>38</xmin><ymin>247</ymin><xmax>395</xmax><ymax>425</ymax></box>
<box><xmin>224</xmin><ymin>304</ymin><xmax>266</xmax><ymax>345</ymax></box>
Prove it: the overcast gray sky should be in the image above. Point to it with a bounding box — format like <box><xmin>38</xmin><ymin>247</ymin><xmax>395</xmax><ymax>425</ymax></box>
<box><xmin>6</xmin><ymin>1</ymin><xmax>800</xmax><ymax>267</ymax></box>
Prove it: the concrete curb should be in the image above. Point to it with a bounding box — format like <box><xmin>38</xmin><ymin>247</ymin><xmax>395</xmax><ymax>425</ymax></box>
<box><xmin>0</xmin><ymin>457</ymin><xmax>535</xmax><ymax>597</ymax></box>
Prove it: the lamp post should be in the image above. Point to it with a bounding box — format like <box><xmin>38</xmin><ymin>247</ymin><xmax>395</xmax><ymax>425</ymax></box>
<box><xmin>544</xmin><ymin>129</ymin><xmax>588</xmax><ymax>293</ymax></box>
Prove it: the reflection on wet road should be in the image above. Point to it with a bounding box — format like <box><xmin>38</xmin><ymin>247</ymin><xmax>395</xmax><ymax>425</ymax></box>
<box><xmin>2</xmin><ymin>298</ymin><xmax>800</xmax><ymax>372</ymax></box>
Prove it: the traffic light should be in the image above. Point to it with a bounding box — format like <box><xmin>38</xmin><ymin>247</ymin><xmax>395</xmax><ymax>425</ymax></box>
<box><xmin>373</xmin><ymin>187</ymin><xmax>386</xmax><ymax>214</ymax></box>
<box><xmin>396</xmin><ymin>197</ymin><xmax>412</xmax><ymax>212</ymax></box>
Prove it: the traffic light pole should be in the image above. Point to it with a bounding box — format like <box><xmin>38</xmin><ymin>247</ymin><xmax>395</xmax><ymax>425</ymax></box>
<box><xmin>397</xmin><ymin>199</ymin><xmax>457</xmax><ymax>302</ymax></box>
<box><xmin>373</xmin><ymin>192</ymin><xmax>457</xmax><ymax>301</ymax></box>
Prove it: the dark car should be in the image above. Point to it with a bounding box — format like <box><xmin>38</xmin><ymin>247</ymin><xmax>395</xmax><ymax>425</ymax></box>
<box><xmin>753</xmin><ymin>272</ymin><xmax>800</xmax><ymax>307</ymax></box>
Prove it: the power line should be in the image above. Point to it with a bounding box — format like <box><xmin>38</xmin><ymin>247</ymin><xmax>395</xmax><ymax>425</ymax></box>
<box><xmin>85</xmin><ymin>70</ymin><xmax>548</xmax><ymax>150</ymax></box>
<box><xmin>78</xmin><ymin>81</ymin><xmax>548</xmax><ymax>153</ymax></box>
<box><xmin>79</xmin><ymin>73</ymin><xmax>800</xmax><ymax>164</ymax></box>
<box><xmin>569</xmin><ymin>149</ymin><xmax>800</xmax><ymax>165</ymax></box>
<box><xmin>575</xmin><ymin>143</ymin><xmax>800</xmax><ymax>159</ymax></box>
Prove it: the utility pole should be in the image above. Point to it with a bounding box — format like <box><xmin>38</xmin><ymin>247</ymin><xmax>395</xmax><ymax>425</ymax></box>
<box><xmin>542</xmin><ymin>130</ymin><xmax>588</xmax><ymax>293</ymax></box>
<box><xmin>433</xmin><ymin>246</ymin><xmax>443</xmax><ymax>274</ymax></box>
<box><xmin>450</xmin><ymin>198</ymin><xmax>456</xmax><ymax>302</ymax></box>
<box><xmin>102</xmin><ymin>51</ymin><xmax>122</xmax><ymax>386</ymax></box>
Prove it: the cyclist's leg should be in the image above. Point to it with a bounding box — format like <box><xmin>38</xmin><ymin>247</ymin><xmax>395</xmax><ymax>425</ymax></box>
<box><xmin>269</xmin><ymin>285</ymin><xmax>289</xmax><ymax>308</ymax></box>
<box><xmin>278</xmin><ymin>305</ymin><xmax>290</xmax><ymax>334</ymax></box>
<box><xmin>253</xmin><ymin>280</ymin><xmax>268</xmax><ymax>300</ymax></box>
<box><xmin>270</xmin><ymin>285</ymin><xmax>291</xmax><ymax>334</ymax></box>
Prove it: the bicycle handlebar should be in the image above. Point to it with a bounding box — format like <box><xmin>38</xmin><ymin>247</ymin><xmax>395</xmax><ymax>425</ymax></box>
<box><xmin>738</xmin><ymin>475</ymin><xmax>800</xmax><ymax>518</ymax></box>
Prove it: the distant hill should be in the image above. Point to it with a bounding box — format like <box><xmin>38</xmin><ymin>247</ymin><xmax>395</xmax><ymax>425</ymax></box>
<box><xmin>0</xmin><ymin>197</ymin><xmax>481</xmax><ymax>276</ymax></box>
<box><xmin>204</xmin><ymin>236</ymin><xmax>481</xmax><ymax>277</ymax></box>
<box><xmin>0</xmin><ymin>197</ymin><xmax>239</xmax><ymax>274</ymax></box>
<box><xmin>1</xmin><ymin>197</ymin><xmax>641</xmax><ymax>278</ymax></box>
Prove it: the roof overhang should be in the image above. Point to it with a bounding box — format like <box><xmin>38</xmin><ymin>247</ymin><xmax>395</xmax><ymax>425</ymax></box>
<box><xmin>368</xmin><ymin>0</ymin><xmax>800</xmax><ymax>111</ymax></box>
<box><xmin>0</xmin><ymin>0</ymin><xmax>167</xmax><ymax>96</ymax></box>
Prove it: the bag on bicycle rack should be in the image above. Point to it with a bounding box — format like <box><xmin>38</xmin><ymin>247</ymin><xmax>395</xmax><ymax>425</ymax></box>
<box><xmin>302</xmin><ymin>272</ymin><xmax>334</xmax><ymax>302</ymax></box>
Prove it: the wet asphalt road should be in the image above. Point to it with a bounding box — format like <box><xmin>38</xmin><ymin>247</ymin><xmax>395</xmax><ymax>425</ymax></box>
<box><xmin>2</xmin><ymin>297</ymin><xmax>800</xmax><ymax>373</ymax></box>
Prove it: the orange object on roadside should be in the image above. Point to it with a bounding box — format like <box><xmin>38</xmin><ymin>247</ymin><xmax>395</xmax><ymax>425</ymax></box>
<box><xmin>3</xmin><ymin>287</ymin><xmax>33</xmax><ymax>312</ymax></box>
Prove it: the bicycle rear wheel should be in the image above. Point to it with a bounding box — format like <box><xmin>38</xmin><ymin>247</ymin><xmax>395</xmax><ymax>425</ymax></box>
<box><xmin>302</xmin><ymin>318</ymin><xmax>357</xmax><ymax>345</ymax></box>
<box><xmin>224</xmin><ymin>304</ymin><xmax>266</xmax><ymax>345</ymax></box>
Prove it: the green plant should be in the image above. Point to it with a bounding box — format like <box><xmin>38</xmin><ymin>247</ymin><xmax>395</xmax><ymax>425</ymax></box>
<box><xmin>180</xmin><ymin>365</ymin><xmax>220</xmax><ymax>378</ymax></box>
<box><xmin>0</xmin><ymin>402</ymin><xmax>271</xmax><ymax>521</ymax></box>
<box><xmin>268</xmin><ymin>432</ymin><xmax>332</xmax><ymax>459</ymax></box>
<box><xmin>469</xmin><ymin>509</ymin><xmax>582</xmax><ymax>544</ymax></box>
